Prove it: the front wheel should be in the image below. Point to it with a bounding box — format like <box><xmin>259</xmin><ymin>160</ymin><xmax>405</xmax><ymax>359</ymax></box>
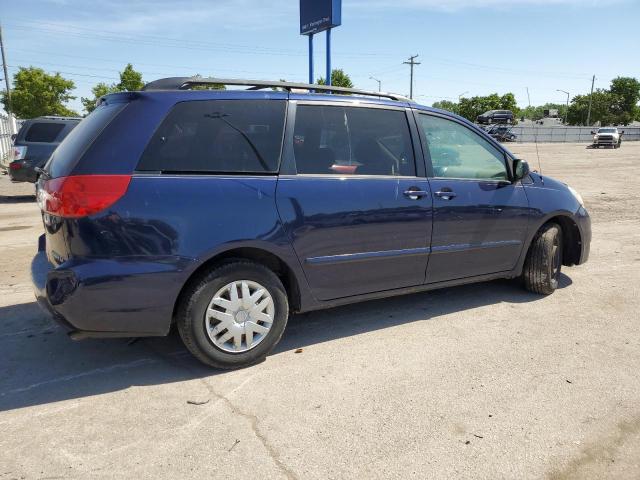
<box><xmin>177</xmin><ymin>261</ymin><xmax>289</xmax><ymax>369</ymax></box>
<box><xmin>522</xmin><ymin>223</ymin><xmax>563</xmax><ymax>295</ymax></box>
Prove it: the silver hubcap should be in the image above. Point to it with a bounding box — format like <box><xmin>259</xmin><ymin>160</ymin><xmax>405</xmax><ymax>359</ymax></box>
<box><xmin>205</xmin><ymin>280</ymin><xmax>275</xmax><ymax>353</ymax></box>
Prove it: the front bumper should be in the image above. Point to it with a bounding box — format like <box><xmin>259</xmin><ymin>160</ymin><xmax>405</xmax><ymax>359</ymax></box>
<box><xmin>575</xmin><ymin>206</ymin><xmax>591</xmax><ymax>265</ymax></box>
<box><xmin>32</xmin><ymin>234</ymin><xmax>188</xmax><ymax>339</ymax></box>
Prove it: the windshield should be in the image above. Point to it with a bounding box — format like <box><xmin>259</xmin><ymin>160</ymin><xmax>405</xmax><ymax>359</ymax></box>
<box><xmin>598</xmin><ymin>128</ymin><xmax>616</xmax><ymax>133</ymax></box>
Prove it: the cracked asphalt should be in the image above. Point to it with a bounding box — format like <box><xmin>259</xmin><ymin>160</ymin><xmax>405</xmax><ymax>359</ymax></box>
<box><xmin>1</xmin><ymin>142</ymin><xmax>639</xmax><ymax>479</ymax></box>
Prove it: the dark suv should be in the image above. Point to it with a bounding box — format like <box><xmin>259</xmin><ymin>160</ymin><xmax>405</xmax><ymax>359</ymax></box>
<box><xmin>32</xmin><ymin>78</ymin><xmax>591</xmax><ymax>369</ymax></box>
<box><xmin>8</xmin><ymin>116</ymin><xmax>81</xmax><ymax>183</ymax></box>
<box><xmin>476</xmin><ymin>110</ymin><xmax>514</xmax><ymax>125</ymax></box>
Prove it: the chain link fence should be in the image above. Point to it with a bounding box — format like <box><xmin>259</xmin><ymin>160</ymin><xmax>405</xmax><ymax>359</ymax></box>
<box><xmin>508</xmin><ymin>125</ymin><xmax>640</xmax><ymax>143</ymax></box>
<box><xmin>0</xmin><ymin>114</ymin><xmax>16</xmax><ymax>169</ymax></box>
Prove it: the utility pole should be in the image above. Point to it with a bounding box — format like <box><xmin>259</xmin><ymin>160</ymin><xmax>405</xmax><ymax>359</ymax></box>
<box><xmin>0</xmin><ymin>24</ymin><xmax>15</xmax><ymax>133</ymax></box>
<box><xmin>403</xmin><ymin>54</ymin><xmax>420</xmax><ymax>99</ymax></box>
<box><xmin>369</xmin><ymin>76</ymin><xmax>381</xmax><ymax>92</ymax></box>
<box><xmin>526</xmin><ymin>87</ymin><xmax>531</xmax><ymax>108</ymax></box>
<box><xmin>586</xmin><ymin>74</ymin><xmax>595</xmax><ymax>126</ymax></box>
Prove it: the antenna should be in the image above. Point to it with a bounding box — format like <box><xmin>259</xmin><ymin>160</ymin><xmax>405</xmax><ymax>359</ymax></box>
<box><xmin>528</xmin><ymin>87</ymin><xmax>543</xmax><ymax>180</ymax></box>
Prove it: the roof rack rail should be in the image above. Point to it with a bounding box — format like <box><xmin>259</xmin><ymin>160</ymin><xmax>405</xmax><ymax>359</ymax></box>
<box><xmin>141</xmin><ymin>77</ymin><xmax>412</xmax><ymax>103</ymax></box>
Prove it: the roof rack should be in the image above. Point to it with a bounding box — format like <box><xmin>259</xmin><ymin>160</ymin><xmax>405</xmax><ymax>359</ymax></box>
<box><xmin>141</xmin><ymin>77</ymin><xmax>412</xmax><ymax>103</ymax></box>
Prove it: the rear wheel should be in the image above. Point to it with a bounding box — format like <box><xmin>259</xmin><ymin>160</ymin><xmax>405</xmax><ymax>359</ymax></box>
<box><xmin>177</xmin><ymin>261</ymin><xmax>289</xmax><ymax>369</ymax></box>
<box><xmin>523</xmin><ymin>223</ymin><xmax>563</xmax><ymax>295</ymax></box>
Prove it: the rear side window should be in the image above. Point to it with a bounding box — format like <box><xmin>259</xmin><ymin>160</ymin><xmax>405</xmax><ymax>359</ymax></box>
<box><xmin>24</xmin><ymin>123</ymin><xmax>65</xmax><ymax>143</ymax></box>
<box><xmin>137</xmin><ymin>100</ymin><xmax>286</xmax><ymax>174</ymax></box>
<box><xmin>293</xmin><ymin>105</ymin><xmax>416</xmax><ymax>176</ymax></box>
<box><xmin>47</xmin><ymin>103</ymin><xmax>126</xmax><ymax>178</ymax></box>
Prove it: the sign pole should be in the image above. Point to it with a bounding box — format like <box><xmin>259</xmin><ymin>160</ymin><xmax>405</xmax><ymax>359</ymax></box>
<box><xmin>308</xmin><ymin>34</ymin><xmax>314</xmax><ymax>85</ymax></box>
<box><xmin>326</xmin><ymin>28</ymin><xmax>332</xmax><ymax>87</ymax></box>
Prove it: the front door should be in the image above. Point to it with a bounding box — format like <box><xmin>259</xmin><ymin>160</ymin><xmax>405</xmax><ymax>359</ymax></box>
<box><xmin>276</xmin><ymin>103</ymin><xmax>432</xmax><ymax>301</ymax></box>
<box><xmin>415</xmin><ymin>112</ymin><xmax>530</xmax><ymax>284</ymax></box>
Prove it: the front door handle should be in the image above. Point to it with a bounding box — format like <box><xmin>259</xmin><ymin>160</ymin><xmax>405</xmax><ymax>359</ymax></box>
<box><xmin>403</xmin><ymin>188</ymin><xmax>429</xmax><ymax>200</ymax></box>
<box><xmin>435</xmin><ymin>190</ymin><xmax>457</xmax><ymax>200</ymax></box>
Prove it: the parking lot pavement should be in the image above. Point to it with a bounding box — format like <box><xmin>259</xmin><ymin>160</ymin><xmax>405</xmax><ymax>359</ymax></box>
<box><xmin>1</xmin><ymin>143</ymin><xmax>639</xmax><ymax>480</ymax></box>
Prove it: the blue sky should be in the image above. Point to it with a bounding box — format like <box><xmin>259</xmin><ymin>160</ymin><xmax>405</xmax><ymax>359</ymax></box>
<box><xmin>2</xmin><ymin>0</ymin><xmax>639</xmax><ymax>114</ymax></box>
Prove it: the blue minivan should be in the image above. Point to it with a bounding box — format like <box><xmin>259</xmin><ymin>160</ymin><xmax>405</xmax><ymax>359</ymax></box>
<box><xmin>32</xmin><ymin>78</ymin><xmax>591</xmax><ymax>369</ymax></box>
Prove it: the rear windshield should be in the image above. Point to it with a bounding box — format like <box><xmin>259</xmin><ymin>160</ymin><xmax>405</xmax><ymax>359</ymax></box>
<box><xmin>137</xmin><ymin>100</ymin><xmax>286</xmax><ymax>174</ymax></box>
<box><xmin>24</xmin><ymin>123</ymin><xmax>65</xmax><ymax>143</ymax></box>
<box><xmin>46</xmin><ymin>103</ymin><xmax>126</xmax><ymax>178</ymax></box>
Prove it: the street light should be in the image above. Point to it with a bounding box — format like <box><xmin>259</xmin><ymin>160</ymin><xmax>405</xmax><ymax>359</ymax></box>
<box><xmin>557</xmin><ymin>89</ymin><xmax>570</xmax><ymax>124</ymax></box>
<box><xmin>458</xmin><ymin>91</ymin><xmax>469</xmax><ymax>101</ymax></box>
<box><xmin>369</xmin><ymin>76</ymin><xmax>381</xmax><ymax>92</ymax></box>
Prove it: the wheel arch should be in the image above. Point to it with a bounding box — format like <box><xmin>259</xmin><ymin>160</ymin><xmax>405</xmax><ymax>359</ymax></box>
<box><xmin>172</xmin><ymin>246</ymin><xmax>303</xmax><ymax>324</ymax></box>
<box><xmin>522</xmin><ymin>213</ymin><xmax>583</xmax><ymax>270</ymax></box>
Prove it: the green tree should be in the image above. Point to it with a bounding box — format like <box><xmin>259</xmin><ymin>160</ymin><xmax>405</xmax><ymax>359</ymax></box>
<box><xmin>317</xmin><ymin>69</ymin><xmax>354</xmax><ymax>89</ymax></box>
<box><xmin>1</xmin><ymin>67</ymin><xmax>78</xmax><ymax>118</ymax></box>
<box><xmin>81</xmin><ymin>63</ymin><xmax>145</xmax><ymax>114</ymax></box>
<box><xmin>566</xmin><ymin>77</ymin><xmax>640</xmax><ymax>126</ymax></box>
<box><xmin>456</xmin><ymin>93</ymin><xmax>519</xmax><ymax>123</ymax></box>
<box><xmin>521</xmin><ymin>103</ymin><xmax>568</xmax><ymax>122</ymax></box>
<box><xmin>567</xmin><ymin>90</ymin><xmax>617</xmax><ymax>126</ymax></box>
<box><xmin>432</xmin><ymin>100</ymin><xmax>458</xmax><ymax>114</ymax></box>
<box><xmin>609</xmin><ymin>76</ymin><xmax>640</xmax><ymax>125</ymax></box>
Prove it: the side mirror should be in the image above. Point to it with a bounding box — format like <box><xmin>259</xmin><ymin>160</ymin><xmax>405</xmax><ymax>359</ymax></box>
<box><xmin>512</xmin><ymin>159</ymin><xmax>530</xmax><ymax>182</ymax></box>
<box><xmin>10</xmin><ymin>133</ymin><xmax>17</xmax><ymax>142</ymax></box>
<box><xmin>590</xmin><ymin>131</ymin><xmax>596</xmax><ymax>135</ymax></box>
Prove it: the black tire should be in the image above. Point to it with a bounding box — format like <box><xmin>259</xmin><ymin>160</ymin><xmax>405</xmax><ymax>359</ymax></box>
<box><xmin>522</xmin><ymin>223</ymin><xmax>563</xmax><ymax>295</ymax></box>
<box><xmin>176</xmin><ymin>261</ymin><xmax>289</xmax><ymax>369</ymax></box>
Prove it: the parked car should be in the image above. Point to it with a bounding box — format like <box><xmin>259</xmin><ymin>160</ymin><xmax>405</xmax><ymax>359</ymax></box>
<box><xmin>32</xmin><ymin>78</ymin><xmax>591</xmax><ymax>369</ymax></box>
<box><xmin>476</xmin><ymin>110</ymin><xmax>514</xmax><ymax>125</ymax></box>
<box><xmin>591</xmin><ymin>127</ymin><xmax>623</xmax><ymax>148</ymax></box>
<box><xmin>485</xmin><ymin>125</ymin><xmax>517</xmax><ymax>142</ymax></box>
<box><xmin>8</xmin><ymin>116</ymin><xmax>81</xmax><ymax>183</ymax></box>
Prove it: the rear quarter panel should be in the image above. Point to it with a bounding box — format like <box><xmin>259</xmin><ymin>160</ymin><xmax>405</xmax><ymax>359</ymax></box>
<box><xmin>55</xmin><ymin>175</ymin><xmax>306</xmax><ymax>333</ymax></box>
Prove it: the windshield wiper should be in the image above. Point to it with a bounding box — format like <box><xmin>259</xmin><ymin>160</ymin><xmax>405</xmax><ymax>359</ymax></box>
<box><xmin>205</xmin><ymin>112</ymin><xmax>270</xmax><ymax>172</ymax></box>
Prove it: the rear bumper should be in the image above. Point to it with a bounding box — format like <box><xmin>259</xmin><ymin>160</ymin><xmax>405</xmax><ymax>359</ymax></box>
<box><xmin>9</xmin><ymin>161</ymin><xmax>38</xmax><ymax>183</ymax></box>
<box><xmin>32</xmin><ymin>234</ymin><xmax>191</xmax><ymax>338</ymax></box>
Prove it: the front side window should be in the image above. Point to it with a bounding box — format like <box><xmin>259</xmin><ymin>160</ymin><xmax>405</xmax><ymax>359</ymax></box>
<box><xmin>293</xmin><ymin>105</ymin><xmax>416</xmax><ymax>176</ymax></box>
<box><xmin>138</xmin><ymin>100</ymin><xmax>286</xmax><ymax>173</ymax></box>
<box><xmin>418</xmin><ymin>114</ymin><xmax>508</xmax><ymax>181</ymax></box>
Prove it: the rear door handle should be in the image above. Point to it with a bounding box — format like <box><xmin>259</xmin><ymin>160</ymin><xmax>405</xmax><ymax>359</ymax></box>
<box><xmin>403</xmin><ymin>188</ymin><xmax>429</xmax><ymax>200</ymax></box>
<box><xmin>435</xmin><ymin>190</ymin><xmax>457</xmax><ymax>200</ymax></box>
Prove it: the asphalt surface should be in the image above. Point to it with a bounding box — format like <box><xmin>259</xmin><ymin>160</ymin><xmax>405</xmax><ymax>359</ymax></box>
<box><xmin>1</xmin><ymin>143</ymin><xmax>639</xmax><ymax>480</ymax></box>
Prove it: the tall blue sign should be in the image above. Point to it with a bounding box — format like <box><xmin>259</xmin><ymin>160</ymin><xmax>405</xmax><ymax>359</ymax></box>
<box><xmin>300</xmin><ymin>0</ymin><xmax>342</xmax><ymax>86</ymax></box>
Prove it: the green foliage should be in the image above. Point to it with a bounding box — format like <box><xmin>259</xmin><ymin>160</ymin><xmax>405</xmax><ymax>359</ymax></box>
<box><xmin>457</xmin><ymin>93</ymin><xmax>519</xmax><ymax>123</ymax></box>
<box><xmin>520</xmin><ymin>103</ymin><xmax>568</xmax><ymax>121</ymax></box>
<box><xmin>188</xmin><ymin>74</ymin><xmax>227</xmax><ymax>91</ymax></box>
<box><xmin>81</xmin><ymin>63</ymin><xmax>145</xmax><ymax>114</ymax></box>
<box><xmin>567</xmin><ymin>77</ymin><xmax>639</xmax><ymax>126</ymax></box>
<box><xmin>317</xmin><ymin>69</ymin><xmax>354</xmax><ymax>89</ymax></box>
<box><xmin>567</xmin><ymin>90</ymin><xmax>617</xmax><ymax>126</ymax></box>
<box><xmin>1</xmin><ymin>67</ymin><xmax>78</xmax><ymax>118</ymax></box>
<box><xmin>117</xmin><ymin>63</ymin><xmax>144</xmax><ymax>92</ymax></box>
<box><xmin>609</xmin><ymin>76</ymin><xmax>640</xmax><ymax>124</ymax></box>
<box><xmin>432</xmin><ymin>93</ymin><xmax>518</xmax><ymax>122</ymax></box>
<box><xmin>431</xmin><ymin>100</ymin><xmax>458</xmax><ymax>114</ymax></box>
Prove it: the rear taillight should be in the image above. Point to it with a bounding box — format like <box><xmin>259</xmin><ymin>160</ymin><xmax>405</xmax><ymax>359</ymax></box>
<box><xmin>9</xmin><ymin>162</ymin><xmax>22</xmax><ymax>170</ymax></box>
<box><xmin>37</xmin><ymin>175</ymin><xmax>131</xmax><ymax>218</ymax></box>
<box><xmin>11</xmin><ymin>146</ymin><xmax>27</xmax><ymax>161</ymax></box>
